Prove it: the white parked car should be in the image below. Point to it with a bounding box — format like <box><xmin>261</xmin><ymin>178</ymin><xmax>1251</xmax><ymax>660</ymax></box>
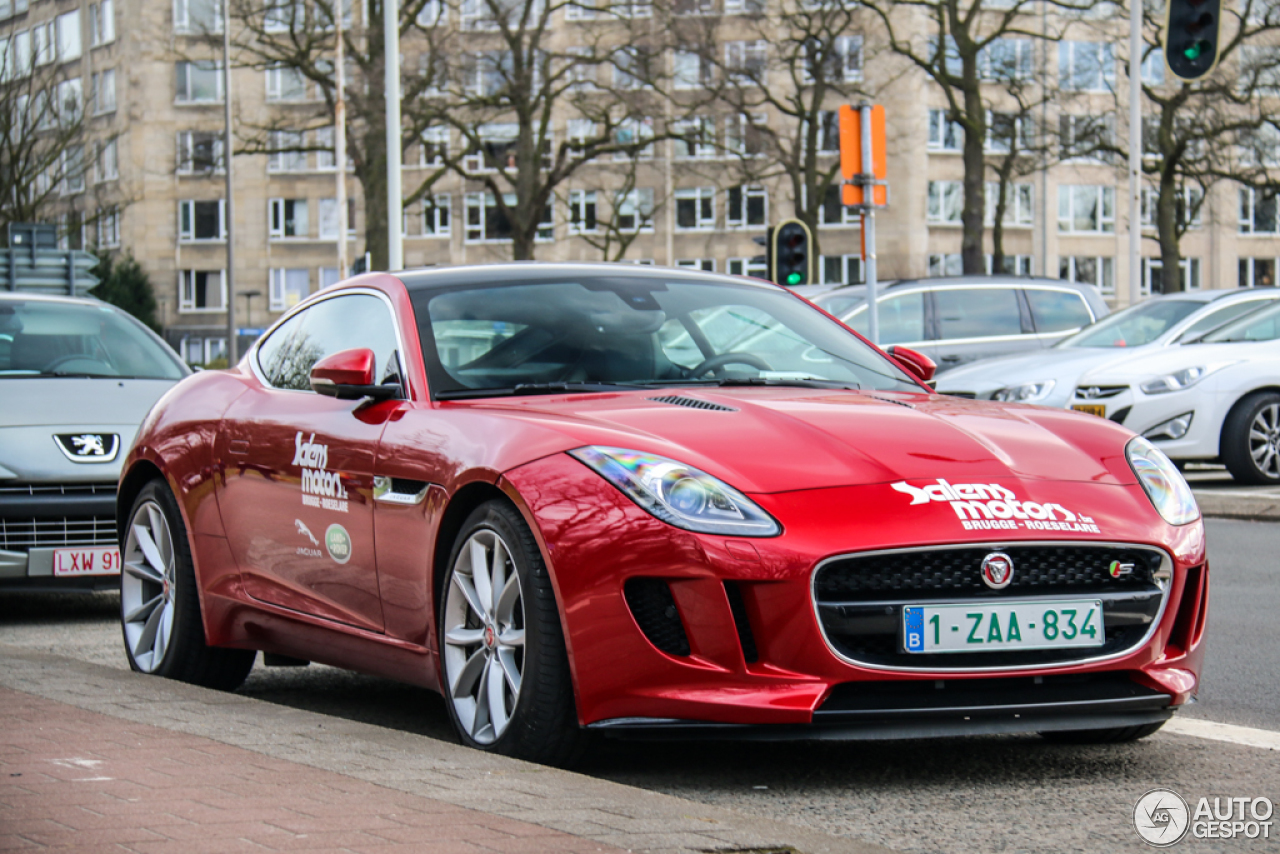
<box><xmin>936</xmin><ymin>289</ymin><xmax>1280</xmax><ymax>406</ymax></box>
<box><xmin>1069</xmin><ymin>301</ymin><xmax>1280</xmax><ymax>484</ymax></box>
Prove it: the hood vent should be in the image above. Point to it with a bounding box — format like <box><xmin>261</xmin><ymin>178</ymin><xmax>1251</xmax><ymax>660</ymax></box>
<box><xmin>647</xmin><ymin>395</ymin><xmax>737</xmax><ymax>412</ymax></box>
<box><xmin>868</xmin><ymin>395</ymin><xmax>916</xmax><ymax>409</ymax></box>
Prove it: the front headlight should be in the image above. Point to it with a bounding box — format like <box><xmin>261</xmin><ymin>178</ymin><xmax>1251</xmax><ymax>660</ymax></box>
<box><xmin>569</xmin><ymin>446</ymin><xmax>781</xmax><ymax>537</ymax></box>
<box><xmin>1126</xmin><ymin>436</ymin><xmax>1199</xmax><ymax>525</ymax></box>
<box><xmin>994</xmin><ymin>380</ymin><xmax>1056</xmax><ymax>403</ymax></box>
<box><xmin>1138</xmin><ymin>362</ymin><xmax>1238</xmax><ymax>395</ymax></box>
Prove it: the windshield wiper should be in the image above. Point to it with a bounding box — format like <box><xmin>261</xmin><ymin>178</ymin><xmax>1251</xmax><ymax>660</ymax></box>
<box><xmin>436</xmin><ymin>381</ymin><xmax>642</xmax><ymax>400</ymax></box>
<box><xmin>646</xmin><ymin>377</ymin><xmax>862</xmax><ymax>390</ymax></box>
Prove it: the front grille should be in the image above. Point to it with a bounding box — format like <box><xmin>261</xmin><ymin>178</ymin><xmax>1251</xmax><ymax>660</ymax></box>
<box><xmin>0</xmin><ymin>484</ymin><xmax>118</xmax><ymax>551</ymax></box>
<box><xmin>1074</xmin><ymin>385</ymin><xmax>1128</xmax><ymax>400</ymax></box>
<box><xmin>814</xmin><ymin>544</ymin><xmax>1169</xmax><ymax>670</ymax></box>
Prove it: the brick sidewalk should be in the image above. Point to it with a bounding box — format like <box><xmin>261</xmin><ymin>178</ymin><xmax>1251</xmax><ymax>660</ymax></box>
<box><xmin>0</xmin><ymin>688</ymin><xmax>621</xmax><ymax>854</ymax></box>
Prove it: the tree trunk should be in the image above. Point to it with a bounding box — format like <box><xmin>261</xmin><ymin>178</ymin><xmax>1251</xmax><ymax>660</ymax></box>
<box><xmin>1156</xmin><ymin>169</ymin><xmax>1181</xmax><ymax>293</ymax></box>
<box><xmin>360</xmin><ymin>149</ymin><xmax>389</xmax><ymax>271</ymax></box>
<box><xmin>960</xmin><ymin>85</ymin><xmax>986</xmax><ymax>274</ymax></box>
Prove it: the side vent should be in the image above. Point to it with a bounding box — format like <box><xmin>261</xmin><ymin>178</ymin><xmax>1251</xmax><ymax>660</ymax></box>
<box><xmin>647</xmin><ymin>396</ymin><xmax>737</xmax><ymax>412</ymax></box>
<box><xmin>624</xmin><ymin>578</ymin><xmax>691</xmax><ymax>656</ymax></box>
<box><xmin>723</xmin><ymin>581</ymin><xmax>759</xmax><ymax>663</ymax></box>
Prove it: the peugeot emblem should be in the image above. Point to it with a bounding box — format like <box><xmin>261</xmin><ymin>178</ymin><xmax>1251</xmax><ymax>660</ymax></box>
<box><xmin>53</xmin><ymin>433</ymin><xmax>121</xmax><ymax>463</ymax></box>
<box><xmin>980</xmin><ymin>552</ymin><xmax>1014</xmax><ymax>590</ymax></box>
<box><xmin>1084</xmin><ymin>387</ymin><xmax>1101</xmax><ymax>400</ymax></box>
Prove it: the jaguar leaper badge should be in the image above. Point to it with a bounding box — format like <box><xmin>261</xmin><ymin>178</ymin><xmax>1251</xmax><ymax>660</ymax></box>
<box><xmin>980</xmin><ymin>552</ymin><xmax>1014</xmax><ymax>590</ymax></box>
<box><xmin>53</xmin><ymin>433</ymin><xmax>120</xmax><ymax>463</ymax></box>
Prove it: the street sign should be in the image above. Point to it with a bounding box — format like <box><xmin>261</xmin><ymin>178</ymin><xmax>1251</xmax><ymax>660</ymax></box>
<box><xmin>839</xmin><ymin>104</ymin><xmax>887</xmax><ymax>206</ymax></box>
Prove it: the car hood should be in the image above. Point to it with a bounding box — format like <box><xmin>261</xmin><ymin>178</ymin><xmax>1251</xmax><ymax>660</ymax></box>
<box><xmin>935</xmin><ymin>346</ymin><xmax>1155</xmax><ymax>395</ymax></box>
<box><xmin>0</xmin><ymin>378</ymin><xmax>178</xmax><ymax>483</ymax></box>
<box><xmin>1078</xmin><ymin>340</ymin><xmax>1280</xmax><ymax>384</ymax></box>
<box><xmin>472</xmin><ymin>388</ymin><xmax>1138</xmax><ymax>494</ymax></box>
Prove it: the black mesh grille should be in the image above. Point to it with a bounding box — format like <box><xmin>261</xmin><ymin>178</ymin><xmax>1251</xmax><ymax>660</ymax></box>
<box><xmin>0</xmin><ymin>485</ymin><xmax>118</xmax><ymax>551</ymax></box>
<box><xmin>624</xmin><ymin>578</ymin><xmax>690</xmax><ymax>656</ymax></box>
<box><xmin>723</xmin><ymin>581</ymin><xmax>759</xmax><ymax>663</ymax></box>
<box><xmin>815</xmin><ymin>545</ymin><xmax>1161</xmax><ymax>602</ymax></box>
<box><xmin>647</xmin><ymin>396</ymin><xmax>736</xmax><ymax>411</ymax></box>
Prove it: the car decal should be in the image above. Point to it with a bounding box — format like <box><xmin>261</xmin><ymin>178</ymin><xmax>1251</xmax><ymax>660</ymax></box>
<box><xmin>891</xmin><ymin>479</ymin><xmax>1101</xmax><ymax>533</ymax></box>
<box><xmin>293</xmin><ymin>431</ymin><xmax>350</xmax><ymax>513</ymax></box>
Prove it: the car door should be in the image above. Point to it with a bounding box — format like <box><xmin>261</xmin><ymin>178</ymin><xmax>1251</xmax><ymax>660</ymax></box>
<box><xmin>216</xmin><ymin>291</ymin><xmax>404</xmax><ymax>633</ymax></box>
<box><xmin>929</xmin><ymin>286</ymin><xmax>1031</xmax><ymax>370</ymax></box>
<box><xmin>1024</xmin><ymin>286</ymin><xmax>1097</xmax><ymax>347</ymax></box>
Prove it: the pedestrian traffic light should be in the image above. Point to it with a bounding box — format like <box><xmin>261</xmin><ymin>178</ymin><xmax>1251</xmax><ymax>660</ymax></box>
<box><xmin>1164</xmin><ymin>0</ymin><xmax>1222</xmax><ymax>81</ymax></box>
<box><xmin>771</xmin><ymin>219</ymin><xmax>812</xmax><ymax>287</ymax></box>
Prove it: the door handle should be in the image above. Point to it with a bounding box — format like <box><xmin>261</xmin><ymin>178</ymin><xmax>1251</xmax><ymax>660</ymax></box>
<box><xmin>229</xmin><ymin>439</ymin><xmax>250</xmax><ymax>455</ymax></box>
<box><xmin>939</xmin><ymin>355</ymin><xmax>962</xmax><ymax>363</ymax></box>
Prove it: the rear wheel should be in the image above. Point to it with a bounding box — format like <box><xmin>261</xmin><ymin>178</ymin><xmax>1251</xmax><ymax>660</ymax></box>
<box><xmin>1221</xmin><ymin>392</ymin><xmax>1280</xmax><ymax>485</ymax></box>
<box><xmin>1040</xmin><ymin>721</ymin><xmax>1165</xmax><ymax>744</ymax></box>
<box><xmin>120</xmin><ymin>480</ymin><xmax>255</xmax><ymax>690</ymax></box>
<box><xmin>439</xmin><ymin>500</ymin><xmax>584</xmax><ymax>766</ymax></box>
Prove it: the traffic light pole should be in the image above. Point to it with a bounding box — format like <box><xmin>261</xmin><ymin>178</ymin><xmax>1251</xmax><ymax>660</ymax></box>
<box><xmin>860</xmin><ymin>103</ymin><xmax>879</xmax><ymax>346</ymax></box>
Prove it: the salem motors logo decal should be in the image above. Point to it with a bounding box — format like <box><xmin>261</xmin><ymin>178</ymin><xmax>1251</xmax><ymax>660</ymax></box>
<box><xmin>293</xmin><ymin>432</ymin><xmax>349</xmax><ymax>513</ymax></box>
<box><xmin>891</xmin><ymin>479</ymin><xmax>1101</xmax><ymax>534</ymax></box>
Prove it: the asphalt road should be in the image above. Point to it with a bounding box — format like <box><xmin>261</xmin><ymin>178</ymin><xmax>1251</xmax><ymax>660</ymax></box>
<box><xmin>2</xmin><ymin>518</ymin><xmax>1277</xmax><ymax>854</ymax></box>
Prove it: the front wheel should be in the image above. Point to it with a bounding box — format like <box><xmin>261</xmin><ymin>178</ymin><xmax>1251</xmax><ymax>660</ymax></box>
<box><xmin>1221</xmin><ymin>392</ymin><xmax>1280</xmax><ymax>485</ymax></box>
<box><xmin>439</xmin><ymin>500</ymin><xmax>584</xmax><ymax>766</ymax></box>
<box><xmin>120</xmin><ymin>480</ymin><xmax>255</xmax><ymax>690</ymax></box>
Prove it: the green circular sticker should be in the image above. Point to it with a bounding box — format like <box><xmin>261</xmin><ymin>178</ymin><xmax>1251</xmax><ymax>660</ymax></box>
<box><xmin>325</xmin><ymin>524</ymin><xmax>352</xmax><ymax>564</ymax></box>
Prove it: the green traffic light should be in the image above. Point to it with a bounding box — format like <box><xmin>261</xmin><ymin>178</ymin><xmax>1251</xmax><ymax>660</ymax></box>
<box><xmin>786</xmin><ymin>272</ymin><xmax>803</xmax><ymax>285</ymax></box>
<box><xmin>1183</xmin><ymin>41</ymin><xmax>1203</xmax><ymax>60</ymax></box>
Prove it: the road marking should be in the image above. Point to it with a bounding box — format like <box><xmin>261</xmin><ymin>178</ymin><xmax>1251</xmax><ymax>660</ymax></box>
<box><xmin>1165</xmin><ymin>717</ymin><xmax>1280</xmax><ymax>750</ymax></box>
<box><xmin>1193</xmin><ymin>489</ymin><xmax>1280</xmax><ymax>500</ymax></box>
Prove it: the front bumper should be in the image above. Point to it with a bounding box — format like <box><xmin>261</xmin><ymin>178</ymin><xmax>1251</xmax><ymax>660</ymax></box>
<box><xmin>504</xmin><ymin>454</ymin><xmax>1209</xmax><ymax>732</ymax></box>
<box><xmin>0</xmin><ymin>483</ymin><xmax>121</xmax><ymax>591</ymax></box>
<box><xmin>1070</xmin><ymin>386</ymin><xmax>1219</xmax><ymax>460</ymax></box>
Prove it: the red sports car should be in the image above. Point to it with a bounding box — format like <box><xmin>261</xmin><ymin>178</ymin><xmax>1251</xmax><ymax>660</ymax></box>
<box><xmin>117</xmin><ymin>264</ymin><xmax>1207</xmax><ymax>765</ymax></box>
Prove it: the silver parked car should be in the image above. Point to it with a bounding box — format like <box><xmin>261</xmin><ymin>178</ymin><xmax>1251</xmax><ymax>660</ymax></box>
<box><xmin>0</xmin><ymin>293</ymin><xmax>189</xmax><ymax>591</ymax></box>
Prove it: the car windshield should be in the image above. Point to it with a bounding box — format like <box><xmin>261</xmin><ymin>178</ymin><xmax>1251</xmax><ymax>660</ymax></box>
<box><xmin>1055</xmin><ymin>299</ymin><xmax>1202</xmax><ymax>348</ymax></box>
<box><xmin>0</xmin><ymin>300</ymin><xmax>187</xmax><ymax>379</ymax></box>
<box><xmin>411</xmin><ymin>275</ymin><xmax>921</xmax><ymax>398</ymax></box>
<box><xmin>1199</xmin><ymin>301</ymin><xmax>1280</xmax><ymax>343</ymax></box>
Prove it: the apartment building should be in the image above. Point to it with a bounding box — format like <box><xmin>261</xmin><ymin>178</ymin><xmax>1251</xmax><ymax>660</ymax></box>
<box><xmin>3</xmin><ymin>0</ymin><xmax>1273</xmax><ymax>363</ymax></box>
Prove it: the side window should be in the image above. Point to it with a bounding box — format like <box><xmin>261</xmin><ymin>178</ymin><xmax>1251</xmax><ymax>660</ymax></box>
<box><xmin>256</xmin><ymin>294</ymin><xmax>399</xmax><ymax>391</ymax></box>
<box><xmin>934</xmin><ymin>288</ymin><xmax>1022</xmax><ymax>340</ymax></box>
<box><xmin>1175</xmin><ymin>299</ymin><xmax>1274</xmax><ymax>341</ymax></box>
<box><xmin>1026</xmin><ymin>289</ymin><xmax>1093</xmax><ymax>333</ymax></box>
<box><xmin>846</xmin><ymin>292</ymin><xmax>926</xmax><ymax>345</ymax></box>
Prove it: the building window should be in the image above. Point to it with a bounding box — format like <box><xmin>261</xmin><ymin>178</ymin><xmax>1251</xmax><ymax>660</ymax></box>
<box><xmin>802</xmin><ymin>35</ymin><xmax>862</xmax><ymax>84</ymax></box>
<box><xmin>1060</xmin><ymin>114</ymin><xmax>1114</xmax><ymax>161</ymax></box>
<box><xmin>1239</xmin><ymin>257</ymin><xmax>1277</xmax><ymax>288</ymax></box>
<box><xmin>981</xmin><ymin>38</ymin><xmax>1032</xmax><ymax>81</ymax></box>
<box><xmin>821</xmin><ymin>254</ymin><xmax>863</xmax><ymax>285</ymax></box>
<box><xmin>95</xmin><ymin>138</ymin><xmax>118</xmax><ymax>182</ymax></box>
<box><xmin>318</xmin><ymin>198</ymin><xmax>356</xmax><ymax>239</ymax></box>
<box><xmin>174</xmin><ymin>0</ymin><xmax>221</xmax><ymax>33</ymax></box>
<box><xmin>672</xmin><ymin>117</ymin><xmax>715</xmax><ymax>159</ymax></box>
<box><xmin>1142</xmin><ymin>186</ymin><xmax>1203</xmax><ymax>230</ymax></box>
<box><xmin>423</xmin><ymin>194</ymin><xmax>451</xmax><ymax>236</ymax></box>
<box><xmin>466</xmin><ymin>193</ymin><xmax>551</xmax><ymax>242</ymax></box>
<box><xmin>420</xmin><ymin>126</ymin><xmax>449</xmax><ymax>167</ymax></box>
<box><xmin>725</xmin><ymin>112</ymin><xmax>766</xmax><ymax>157</ymax></box>
<box><xmin>96</xmin><ymin>207</ymin><xmax>120</xmax><ymax>247</ymax></box>
<box><xmin>613</xmin><ymin>116</ymin><xmax>654</xmax><ymax>160</ymax></box>
<box><xmin>33</xmin><ymin>21</ymin><xmax>54</xmax><ymax>66</ymax></box>
<box><xmin>988</xmin><ymin>254</ymin><xmax>1033</xmax><ymax>275</ymax></box>
<box><xmin>1239</xmin><ymin>188</ymin><xmax>1280</xmax><ymax>234</ymax></box>
<box><xmin>92</xmin><ymin>69</ymin><xmax>116</xmax><ymax>114</ymax></box>
<box><xmin>724</xmin><ymin>0</ymin><xmax>765</xmax><ymax>11</ymax></box>
<box><xmin>614</xmin><ymin>188</ymin><xmax>654</xmax><ymax>231</ymax></box>
<box><xmin>928</xmin><ymin>253</ymin><xmax>963</xmax><ymax>277</ymax></box>
<box><xmin>179</xmin><ymin>270</ymin><xmax>226</xmax><ymax>312</ymax></box>
<box><xmin>1141</xmin><ymin>47</ymin><xmax>1164</xmax><ymax>85</ymax></box>
<box><xmin>727</xmin><ymin>257</ymin><xmax>768</xmax><ymax>277</ymax></box>
<box><xmin>265</xmin><ymin>0</ymin><xmax>304</xmax><ymax>32</ymax></box>
<box><xmin>928</xmin><ymin>109</ymin><xmax>963</xmax><ymax>152</ymax></box>
<box><xmin>266</xmin><ymin>65</ymin><xmax>309</xmax><ymax>101</ymax></box>
<box><xmin>267</xmin><ymin>130</ymin><xmax>307</xmax><ymax>172</ymax></box>
<box><xmin>320</xmin><ymin>268</ymin><xmax>343</xmax><ymax>289</ymax></box>
<box><xmin>675</xmin><ymin>187</ymin><xmax>715</xmax><ymax>230</ymax></box>
<box><xmin>175</xmin><ymin>60</ymin><xmax>222</xmax><ymax>103</ymax></box>
<box><xmin>269</xmin><ymin>198</ymin><xmax>309</xmax><ymax>239</ymax></box>
<box><xmin>179</xmin><ymin>199</ymin><xmax>225</xmax><ymax>241</ymax></box>
<box><xmin>569</xmin><ymin>190</ymin><xmax>597</xmax><ymax>234</ymax></box>
<box><xmin>1143</xmin><ymin>257</ymin><xmax>1201</xmax><ymax>294</ymax></box>
<box><xmin>90</xmin><ymin>0</ymin><xmax>116</xmax><ymax>46</ymax></box>
<box><xmin>986</xmin><ymin>111</ymin><xmax>1032</xmax><ymax>154</ymax></box>
<box><xmin>464</xmin><ymin>123</ymin><xmax>518</xmax><ymax>172</ymax></box>
<box><xmin>565</xmin><ymin>46</ymin><xmax>596</xmax><ymax>91</ymax></box>
<box><xmin>927</xmin><ymin>180</ymin><xmax>964</xmax><ymax>225</ymax></box>
<box><xmin>1060</xmin><ymin>41</ymin><xmax>1115</xmax><ymax>92</ymax></box>
<box><xmin>726</xmin><ymin>185</ymin><xmax>766</xmax><ymax>228</ymax></box>
<box><xmin>177</xmin><ymin>130</ymin><xmax>223</xmax><ymax>173</ymax></box>
<box><xmin>1058</xmin><ymin>185</ymin><xmax>1115</xmax><ymax>234</ymax></box>
<box><xmin>676</xmin><ymin>259</ymin><xmax>716</xmax><ymax>271</ymax></box>
<box><xmin>984</xmin><ymin>182</ymin><xmax>1034</xmax><ymax>227</ymax></box>
<box><xmin>181</xmin><ymin>336</ymin><xmax>227</xmax><ymax>366</ymax></box>
<box><xmin>1060</xmin><ymin>256</ymin><xmax>1115</xmax><ymax>295</ymax></box>
<box><xmin>673</xmin><ymin>50</ymin><xmax>714</xmax><ymax>90</ymax></box>
<box><xmin>60</xmin><ymin>146</ymin><xmax>85</xmax><ymax>194</ymax></box>
<box><xmin>269</xmin><ymin>268</ymin><xmax>310</xmax><ymax>311</ymax></box>
<box><xmin>55</xmin><ymin>10</ymin><xmax>81</xmax><ymax>63</ymax></box>
<box><xmin>819</xmin><ymin>184</ymin><xmax>858</xmax><ymax>226</ymax></box>
<box><xmin>56</xmin><ymin>78</ymin><xmax>82</xmax><ymax>126</ymax></box>
<box><xmin>613</xmin><ymin>45</ymin><xmax>652</xmax><ymax>89</ymax></box>
<box><xmin>725</xmin><ymin>40</ymin><xmax>767</xmax><ymax>84</ymax></box>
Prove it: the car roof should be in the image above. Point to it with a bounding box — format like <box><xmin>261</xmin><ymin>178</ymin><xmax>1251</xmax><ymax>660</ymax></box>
<box><xmin>887</xmin><ymin>274</ymin><xmax>1093</xmax><ymax>291</ymax></box>
<box><xmin>392</xmin><ymin>262</ymin><xmax>787</xmax><ymax>294</ymax></box>
<box><xmin>0</xmin><ymin>292</ymin><xmax>107</xmax><ymax>308</ymax></box>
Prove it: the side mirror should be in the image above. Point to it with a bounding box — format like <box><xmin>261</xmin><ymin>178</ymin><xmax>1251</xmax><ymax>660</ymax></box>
<box><xmin>887</xmin><ymin>345</ymin><xmax>937</xmax><ymax>385</ymax></box>
<box><xmin>310</xmin><ymin>348</ymin><xmax>400</xmax><ymax>400</ymax></box>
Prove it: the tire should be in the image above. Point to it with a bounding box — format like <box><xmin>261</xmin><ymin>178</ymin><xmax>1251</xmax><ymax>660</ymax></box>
<box><xmin>1040</xmin><ymin>721</ymin><xmax>1166</xmax><ymax>744</ymax></box>
<box><xmin>438</xmin><ymin>500</ymin><xmax>585</xmax><ymax>767</ymax></box>
<box><xmin>119</xmin><ymin>480</ymin><xmax>255</xmax><ymax>690</ymax></box>
<box><xmin>1221</xmin><ymin>392</ymin><xmax>1280</xmax><ymax>485</ymax></box>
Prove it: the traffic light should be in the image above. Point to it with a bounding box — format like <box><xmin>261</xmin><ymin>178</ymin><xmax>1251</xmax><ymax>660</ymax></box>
<box><xmin>771</xmin><ymin>219</ymin><xmax>812</xmax><ymax>287</ymax></box>
<box><xmin>1164</xmin><ymin>0</ymin><xmax>1222</xmax><ymax>81</ymax></box>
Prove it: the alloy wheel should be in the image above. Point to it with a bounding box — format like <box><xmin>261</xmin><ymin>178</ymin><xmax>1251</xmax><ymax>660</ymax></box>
<box><xmin>1249</xmin><ymin>403</ymin><xmax>1280</xmax><ymax>479</ymax></box>
<box><xmin>442</xmin><ymin>529</ymin><xmax>525</xmax><ymax>745</ymax></box>
<box><xmin>121</xmin><ymin>500</ymin><xmax>177</xmax><ymax>672</ymax></box>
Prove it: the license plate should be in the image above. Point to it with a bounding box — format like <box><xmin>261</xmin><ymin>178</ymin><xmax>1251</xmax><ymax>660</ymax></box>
<box><xmin>52</xmin><ymin>546</ymin><xmax>121</xmax><ymax>577</ymax></box>
<box><xmin>903</xmin><ymin>600</ymin><xmax>1104</xmax><ymax>653</ymax></box>
<box><xmin>1072</xmin><ymin>403</ymin><xmax>1107</xmax><ymax>418</ymax></box>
